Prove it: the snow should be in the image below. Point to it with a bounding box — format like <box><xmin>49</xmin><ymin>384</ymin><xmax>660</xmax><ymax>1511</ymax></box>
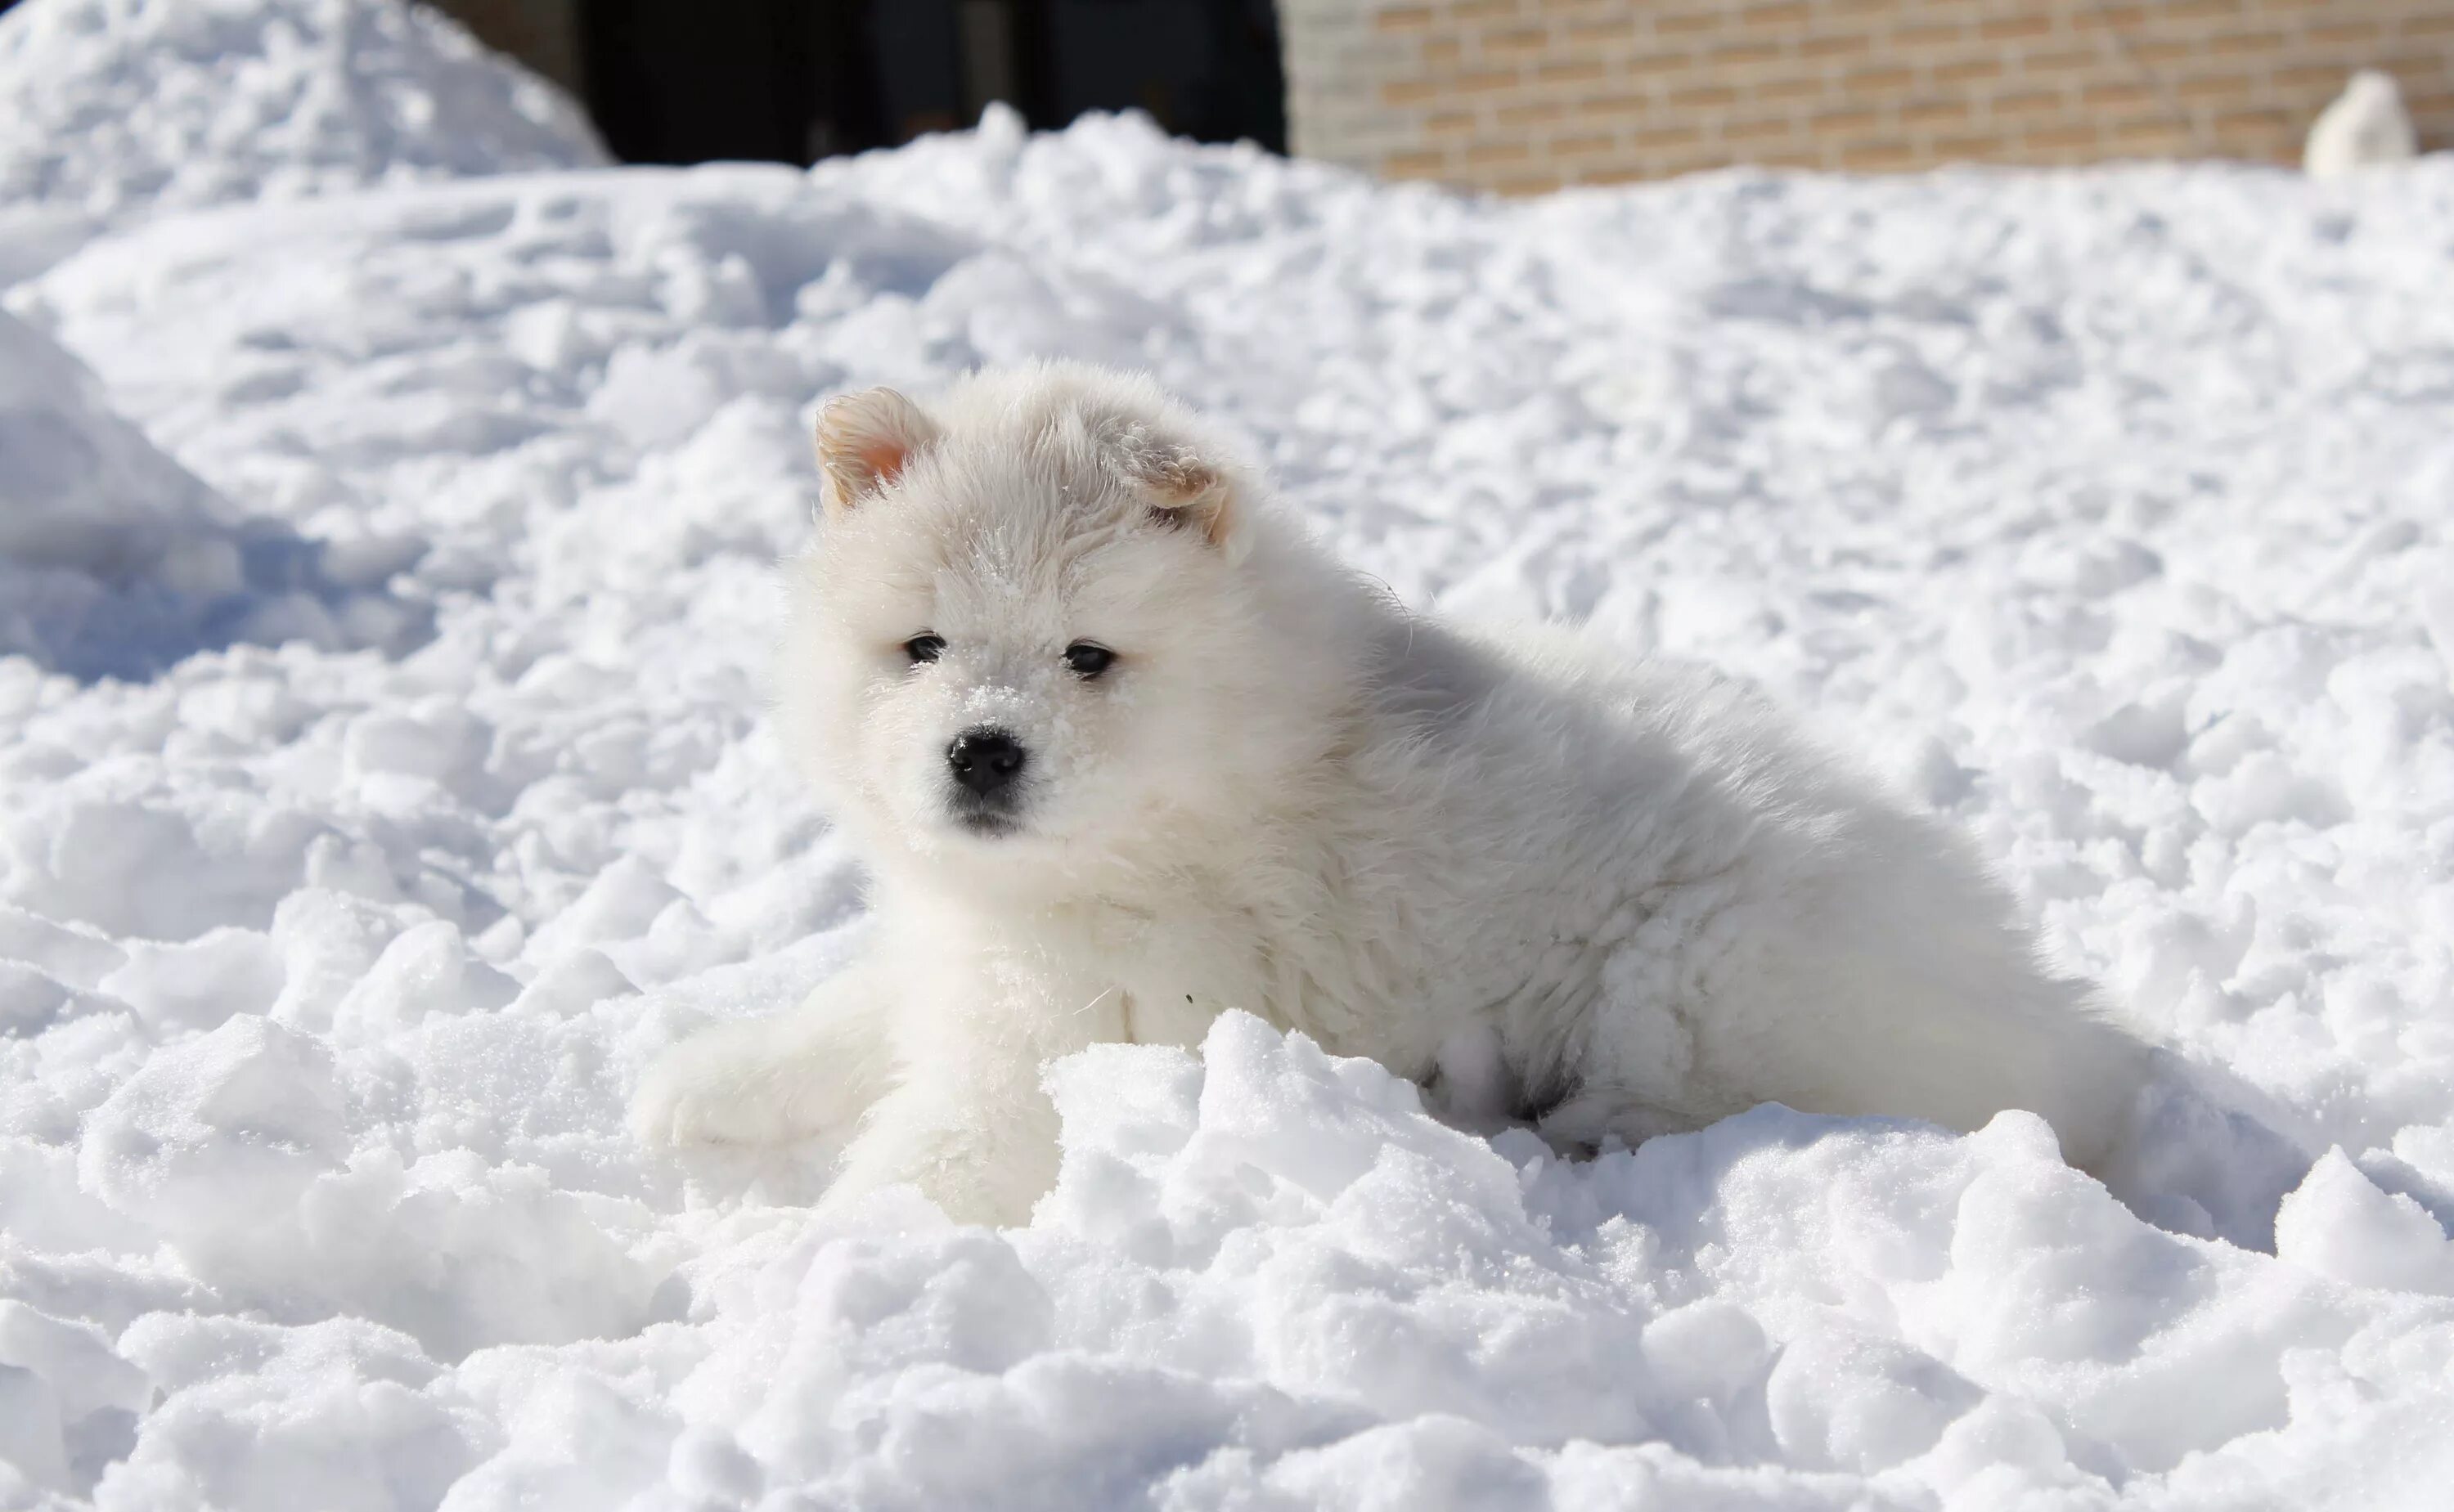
<box><xmin>0</xmin><ymin>307</ymin><xmax>420</xmax><ymax>680</ymax></box>
<box><xmin>0</xmin><ymin>0</ymin><xmax>605</xmax><ymax>282</ymax></box>
<box><xmin>2304</xmin><ymin>71</ymin><xmax>2419</xmax><ymax>180</ymax></box>
<box><xmin>4</xmin><ymin>2</ymin><xmax>2454</xmax><ymax>1505</ymax></box>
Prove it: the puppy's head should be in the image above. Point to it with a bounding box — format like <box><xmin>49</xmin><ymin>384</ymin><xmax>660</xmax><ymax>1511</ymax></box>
<box><xmin>784</xmin><ymin>364</ymin><xmax>1352</xmax><ymax>891</ymax></box>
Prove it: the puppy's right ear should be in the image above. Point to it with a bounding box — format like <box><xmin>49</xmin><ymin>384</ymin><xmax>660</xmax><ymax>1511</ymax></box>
<box><xmin>816</xmin><ymin>388</ymin><xmax>937</xmax><ymax>513</ymax></box>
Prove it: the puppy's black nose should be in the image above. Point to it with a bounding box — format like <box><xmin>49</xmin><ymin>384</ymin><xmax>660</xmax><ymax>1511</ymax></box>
<box><xmin>946</xmin><ymin>728</ymin><xmax>1027</xmax><ymax>798</ymax></box>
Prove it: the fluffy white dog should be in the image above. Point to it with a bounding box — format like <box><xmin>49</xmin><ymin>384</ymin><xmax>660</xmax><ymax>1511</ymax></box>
<box><xmin>633</xmin><ymin>363</ymin><xmax>2149</xmax><ymax>1224</ymax></box>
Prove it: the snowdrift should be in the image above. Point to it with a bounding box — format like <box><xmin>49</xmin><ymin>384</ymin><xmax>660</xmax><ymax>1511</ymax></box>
<box><xmin>4</xmin><ymin>2</ymin><xmax>2454</xmax><ymax>1507</ymax></box>
<box><xmin>0</xmin><ymin>0</ymin><xmax>605</xmax><ymax>282</ymax></box>
<box><xmin>0</xmin><ymin>307</ymin><xmax>419</xmax><ymax>679</ymax></box>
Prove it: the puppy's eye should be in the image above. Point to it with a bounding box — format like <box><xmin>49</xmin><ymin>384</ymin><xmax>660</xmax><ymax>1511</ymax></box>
<box><xmin>1063</xmin><ymin>642</ymin><xmax>1117</xmax><ymax>680</ymax></box>
<box><xmin>904</xmin><ymin>634</ymin><xmax>946</xmax><ymax>665</ymax></box>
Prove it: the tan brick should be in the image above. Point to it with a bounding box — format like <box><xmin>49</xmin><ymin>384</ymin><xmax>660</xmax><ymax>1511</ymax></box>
<box><xmin>1652</xmin><ymin>10</ymin><xmax>1728</xmax><ymax>38</ymax></box>
<box><xmin>2263</xmin><ymin>56</ymin><xmax>2342</xmax><ymax>87</ymax></box>
<box><xmin>2209</xmin><ymin>104</ymin><xmax>2293</xmax><ymax>132</ymax></box>
<box><xmin>1494</xmin><ymin>96</ymin><xmax>1566</xmax><ymax>127</ymax></box>
<box><xmin>1447</xmin><ymin>69</ymin><xmax>1521</xmax><ymax>95</ymax></box>
<box><xmin>1658</xmin><ymin>145</ymin><xmax>1738</xmax><ymax>175</ymax></box>
<box><xmin>1538</xmin><ymin>57</ymin><xmax>1609</xmax><ymax>87</ymax></box>
<box><xmin>2128</xmin><ymin>37</ymin><xmax>2200</xmax><ymax>65</ymax></box>
<box><xmin>1813</xmin><ymin>103</ymin><xmax>1883</xmax><ymax>135</ymax></box>
<box><xmin>1581</xmin><ymin>92</ymin><xmax>1663</xmax><ymax>123</ymax></box>
<box><xmin>2081</xmin><ymin>79</ymin><xmax>2155</xmax><ymax>109</ymax></box>
<box><xmin>2302</xmin><ymin>17</ymin><xmax>2385</xmax><ymax>48</ymax></box>
<box><xmin>1933</xmin><ymin>54</ymin><xmax>2007</xmax><ymax>84</ymax></box>
<box><xmin>1667</xmin><ymin>80</ymin><xmax>1740</xmax><ymax>108</ymax></box>
<box><xmin>2079</xmin><ymin>3</ymin><xmax>2149</xmax><ymax>29</ymax></box>
<box><xmin>1890</xmin><ymin>19</ymin><xmax>1970</xmax><ymax>53</ymax></box>
<box><xmin>1464</xmin><ymin>138</ymin><xmax>1533</xmax><ymax>164</ymax></box>
<box><xmin>1628</xmin><ymin>121</ymin><xmax>1705</xmax><ymax>149</ymax></box>
<box><xmin>1753</xmin><ymin>72</ymin><xmax>1832</xmax><ymax>102</ymax></box>
<box><xmin>1553</xmin><ymin>153</ymin><xmax>1638</xmax><ymax>182</ymax></box>
<box><xmin>1494</xmin><ymin>171</ymin><xmax>1569</xmax><ymax>195</ymax></box>
<box><xmin>1839</xmin><ymin>140</ymin><xmax>1925</xmax><ymax>171</ymax></box>
<box><xmin>1374</xmin><ymin>5</ymin><xmax>1435</xmax><ymax>34</ymax></box>
<box><xmin>2175</xmin><ymin>72</ymin><xmax>2255</xmax><ymax>103</ymax></box>
<box><xmin>1978</xmin><ymin>11</ymin><xmax>2056</xmax><ymax>42</ymax></box>
<box><xmin>2201</xmin><ymin>27</ymin><xmax>2281</xmax><ymax>58</ymax></box>
<box><xmin>1720</xmin><ymin>112</ymin><xmax>1801</xmax><ymax>143</ymax></box>
<box><xmin>1917</xmin><ymin>131</ymin><xmax>2005</xmax><ymax>162</ymax></box>
<box><xmin>1383</xmin><ymin>148</ymin><xmax>1450</xmax><ymax>177</ymax></box>
<box><xmin>1479</xmin><ymin>24</ymin><xmax>1550</xmax><ymax>56</ymax></box>
<box><xmin>1564</xmin><ymin>17</ymin><xmax>1638</xmax><ymax>48</ymax></box>
<box><xmin>1548</xmin><ymin>130</ymin><xmax>1623</xmax><ymax>159</ymax></box>
<box><xmin>1424</xmin><ymin>109</ymin><xmax>1478</xmax><ymax>137</ymax></box>
<box><xmin>1741</xmin><ymin>1</ymin><xmax>1814</xmax><ymax>30</ymax></box>
<box><xmin>1798</xmin><ymin>31</ymin><xmax>1874</xmax><ymax>60</ymax></box>
<box><xmin>1846</xmin><ymin>63</ymin><xmax>1918</xmax><ymax>94</ymax></box>
<box><xmin>1710</xmin><ymin>37</ymin><xmax>1786</xmax><ymax>67</ymax></box>
<box><xmin>1744</xmin><ymin>144</ymin><xmax>1827</xmax><ymax>171</ymax></box>
<box><xmin>2021</xmin><ymin>120</ymin><xmax>2105</xmax><ymax>151</ymax></box>
<box><xmin>1382</xmin><ymin>77</ymin><xmax>1446</xmax><ymax>107</ymax></box>
<box><xmin>1985</xmin><ymin>87</ymin><xmax>2068</xmax><ymax>119</ymax></box>
<box><xmin>2016</xmin><ymin>46</ymin><xmax>2103</xmax><ymax>76</ymax></box>
<box><xmin>2105</xmin><ymin>119</ymin><xmax>2198</xmax><ymax>155</ymax></box>
<box><xmin>1898</xmin><ymin>96</ymin><xmax>1971</xmax><ymax>127</ymax></box>
<box><xmin>1618</xmin><ymin>49</ymin><xmax>1697</xmax><ymax>78</ymax></box>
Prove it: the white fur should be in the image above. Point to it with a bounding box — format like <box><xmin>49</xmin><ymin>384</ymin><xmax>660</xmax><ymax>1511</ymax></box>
<box><xmin>632</xmin><ymin>363</ymin><xmax>2151</xmax><ymax>1224</ymax></box>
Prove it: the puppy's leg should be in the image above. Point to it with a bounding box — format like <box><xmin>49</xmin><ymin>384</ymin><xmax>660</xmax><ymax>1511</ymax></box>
<box><xmin>631</xmin><ymin>957</ymin><xmax>897</xmax><ymax>1148</ymax></box>
<box><xmin>823</xmin><ymin>977</ymin><xmax>1122</xmax><ymax>1226</ymax></box>
<box><xmin>823</xmin><ymin>1066</ymin><xmax>1054</xmax><ymax>1227</ymax></box>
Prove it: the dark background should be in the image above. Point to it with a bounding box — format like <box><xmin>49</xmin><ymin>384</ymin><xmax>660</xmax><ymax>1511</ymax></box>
<box><xmin>0</xmin><ymin>0</ymin><xmax>1287</xmax><ymax>167</ymax></box>
<box><xmin>575</xmin><ymin>0</ymin><xmax>1285</xmax><ymax>167</ymax></box>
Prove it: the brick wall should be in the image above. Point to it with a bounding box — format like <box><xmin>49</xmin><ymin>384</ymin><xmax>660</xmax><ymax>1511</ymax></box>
<box><xmin>1279</xmin><ymin>0</ymin><xmax>2454</xmax><ymax>193</ymax></box>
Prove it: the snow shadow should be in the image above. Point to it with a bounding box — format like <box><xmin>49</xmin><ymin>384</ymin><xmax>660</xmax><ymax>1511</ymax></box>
<box><xmin>1</xmin><ymin>309</ymin><xmax>431</xmax><ymax>680</ymax></box>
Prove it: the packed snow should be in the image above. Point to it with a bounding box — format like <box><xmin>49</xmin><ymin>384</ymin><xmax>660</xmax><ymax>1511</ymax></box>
<box><xmin>5</xmin><ymin>2</ymin><xmax>2454</xmax><ymax>1506</ymax></box>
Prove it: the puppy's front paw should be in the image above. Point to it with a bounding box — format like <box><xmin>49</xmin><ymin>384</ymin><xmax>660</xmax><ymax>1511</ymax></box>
<box><xmin>630</xmin><ymin>1022</ymin><xmax>813</xmax><ymax>1148</ymax></box>
<box><xmin>823</xmin><ymin>1114</ymin><xmax>1027</xmax><ymax>1227</ymax></box>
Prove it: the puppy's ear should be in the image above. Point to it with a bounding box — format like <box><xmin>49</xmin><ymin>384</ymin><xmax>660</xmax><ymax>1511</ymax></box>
<box><xmin>1118</xmin><ymin>443</ymin><xmax>1241</xmax><ymax>553</ymax></box>
<box><xmin>816</xmin><ymin>388</ymin><xmax>937</xmax><ymax>512</ymax></box>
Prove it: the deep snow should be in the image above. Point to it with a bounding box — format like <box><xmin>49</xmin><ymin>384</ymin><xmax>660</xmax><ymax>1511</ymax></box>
<box><xmin>3</xmin><ymin>2</ymin><xmax>2454</xmax><ymax>1507</ymax></box>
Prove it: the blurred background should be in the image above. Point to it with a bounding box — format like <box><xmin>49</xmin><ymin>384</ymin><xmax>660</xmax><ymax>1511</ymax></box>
<box><xmin>386</xmin><ymin>0</ymin><xmax>1292</xmax><ymax>163</ymax></box>
<box><xmin>444</xmin><ymin>0</ymin><xmax>2447</xmax><ymax>190</ymax></box>
<box><xmin>2</xmin><ymin>1</ymin><xmax>2442</xmax><ymax>188</ymax></box>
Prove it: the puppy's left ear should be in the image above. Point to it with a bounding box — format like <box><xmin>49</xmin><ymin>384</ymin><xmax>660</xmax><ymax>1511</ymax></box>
<box><xmin>816</xmin><ymin>388</ymin><xmax>937</xmax><ymax>513</ymax></box>
<box><xmin>1121</xmin><ymin>445</ymin><xmax>1243</xmax><ymax>555</ymax></box>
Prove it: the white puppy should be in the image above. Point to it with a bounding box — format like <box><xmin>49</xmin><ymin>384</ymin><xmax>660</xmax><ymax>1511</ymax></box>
<box><xmin>633</xmin><ymin>363</ymin><xmax>2148</xmax><ymax>1224</ymax></box>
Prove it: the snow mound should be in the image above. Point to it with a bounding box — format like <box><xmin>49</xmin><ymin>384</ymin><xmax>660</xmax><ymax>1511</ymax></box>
<box><xmin>3</xmin><ymin>102</ymin><xmax>2454</xmax><ymax>1508</ymax></box>
<box><xmin>0</xmin><ymin>0</ymin><xmax>605</xmax><ymax>231</ymax></box>
<box><xmin>2305</xmin><ymin>70</ymin><xmax>2419</xmax><ymax>179</ymax></box>
<box><xmin>0</xmin><ymin>308</ymin><xmax>420</xmax><ymax>680</ymax></box>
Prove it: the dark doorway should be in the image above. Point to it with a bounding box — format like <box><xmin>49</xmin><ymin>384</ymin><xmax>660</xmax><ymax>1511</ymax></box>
<box><xmin>577</xmin><ymin>0</ymin><xmax>1284</xmax><ymax>168</ymax></box>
